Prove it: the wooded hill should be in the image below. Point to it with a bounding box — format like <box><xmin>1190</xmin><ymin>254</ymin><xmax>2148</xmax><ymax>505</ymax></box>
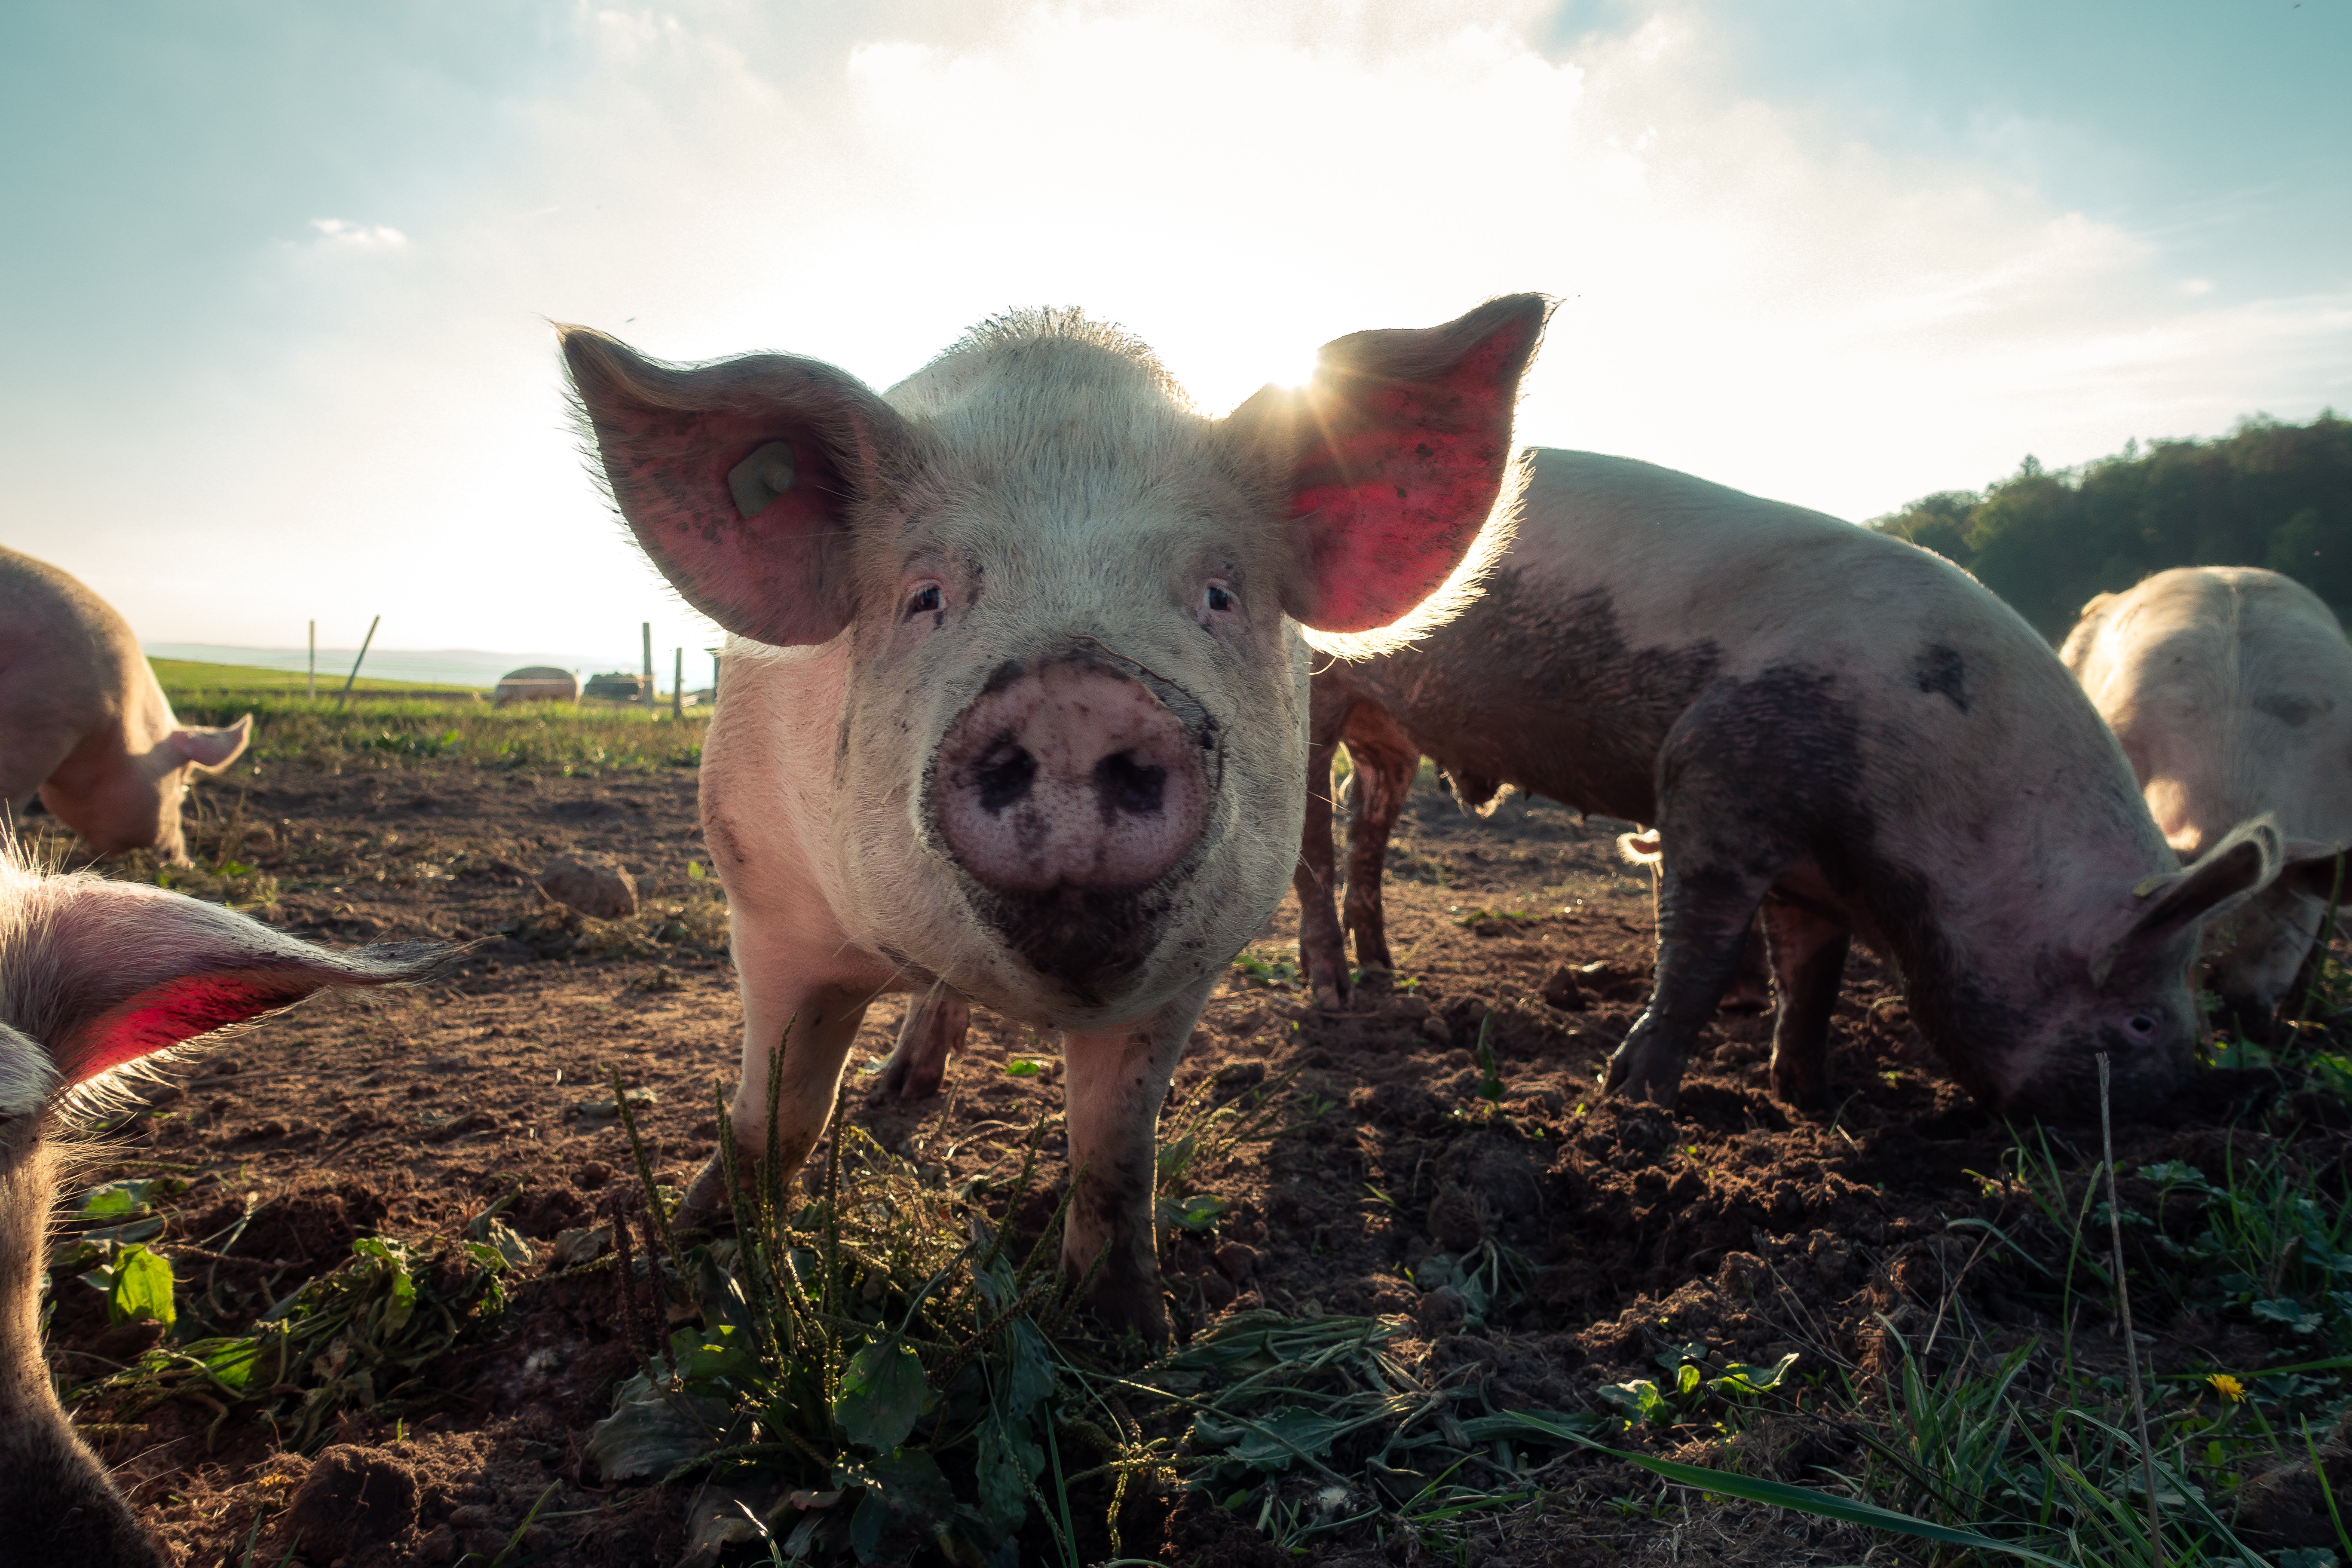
<box><xmin>1870</xmin><ymin>411</ymin><xmax>2352</xmax><ymax>639</ymax></box>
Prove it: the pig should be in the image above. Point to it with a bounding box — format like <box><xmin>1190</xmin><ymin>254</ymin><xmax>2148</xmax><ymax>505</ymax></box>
<box><xmin>560</xmin><ymin>297</ymin><xmax>1549</xmax><ymax>1339</ymax></box>
<box><xmin>0</xmin><ymin>548</ymin><xmax>252</xmax><ymax>865</ymax></box>
<box><xmin>1285</xmin><ymin>448</ymin><xmax>2285</xmax><ymax>1121</ymax></box>
<box><xmin>0</xmin><ymin>848</ymin><xmax>446</xmax><ymax>1566</ymax></box>
<box><xmin>2060</xmin><ymin>567</ymin><xmax>2352</xmax><ymax>1026</ymax></box>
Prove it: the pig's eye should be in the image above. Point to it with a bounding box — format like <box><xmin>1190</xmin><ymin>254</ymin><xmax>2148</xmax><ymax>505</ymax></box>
<box><xmin>2124</xmin><ymin>1012</ymin><xmax>2159</xmax><ymax>1040</ymax></box>
<box><xmin>904</xmin><ymin>582</ymin><xmax>945</xmax><ymax>619</ymax></box>
<box><xmin>1200</xmin><ymin>580</ymin><xmax>1239</xmax><ymax>619</ymax></box>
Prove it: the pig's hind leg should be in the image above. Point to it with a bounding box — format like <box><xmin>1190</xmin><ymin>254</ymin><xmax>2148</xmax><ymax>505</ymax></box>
<box><xmin>877</xmin><ymin>985</ymin><xmax>970</xmax><ymax>1102</ymax></box>
<box><xmin>1758</xmin><ymin>894</ymin><xmax>1849</xmax><ymax>1109</ymax></box>
<box><xmin>1339</xmin><ymin>705</ymin><xmax>1419</xmax><ymax>981</ymax></box>
<box><xmin>1293</xmin><ymin>725</ymin><xmax>1350</xmax><ymax>1007</ymax></box>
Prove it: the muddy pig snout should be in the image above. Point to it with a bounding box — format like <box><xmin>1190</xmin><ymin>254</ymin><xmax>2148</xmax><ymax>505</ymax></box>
<box><xmin>937</xmin><ymin>659</ymin><xmax>1210</xmax><ymax>895</ymax></box>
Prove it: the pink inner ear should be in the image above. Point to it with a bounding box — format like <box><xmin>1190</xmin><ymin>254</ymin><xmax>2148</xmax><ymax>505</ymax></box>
<box><xmin>173</xmin><ymin>726</ymin><xmax>247</xmax><ymax>769</ymax></box>
<box><xmin>1288</xmin><ymin>326</ymin><xmax>1532</xmax><ymax>634</ymax></box>
<box><xmin>605</xmin><ymin>409</ymin><xmax>848</xmax><ymax>647</ymax></box>
<box><xmin>56</xmin><ymin>970</ymin><xmax>312</xmax><ymax>1086</ymax></box>
<box><xmin>1291</xmin><ymin>420</ymin><xmax>1507</xmax><ymax>632</ymax></box>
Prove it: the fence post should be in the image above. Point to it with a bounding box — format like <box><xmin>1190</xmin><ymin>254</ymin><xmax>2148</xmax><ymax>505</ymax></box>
<box><xmin>641</xmin><ymin>622</ymin><xmax>654</xmax><ymax>709</ymax></box>
<box><xmin>336</xmin><ymin>615</ymin><xmax>380</xmax><ymax>710</ymax></box>
<box><xmin>672</xmin><ymin>647</ymin><xmax>684</xmax><ymax>720</ymax></box>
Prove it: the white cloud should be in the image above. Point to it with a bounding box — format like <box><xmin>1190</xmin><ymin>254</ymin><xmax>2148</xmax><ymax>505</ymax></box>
<box><xmin>7</xmin><ymin>0</ymin><xmax>2347</xmax><ymax>651</ymax></box>
<box><xmin>309</xmin><ymin>217</ymin><xmax>407</xmax><ymax>249</ymax></box>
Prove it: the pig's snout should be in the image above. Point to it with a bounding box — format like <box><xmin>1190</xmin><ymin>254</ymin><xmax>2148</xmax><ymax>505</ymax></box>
<box><xmin>937</xmin><ymin>658</ymin><xmax>1209</xmax><ymax>897</ymax></box>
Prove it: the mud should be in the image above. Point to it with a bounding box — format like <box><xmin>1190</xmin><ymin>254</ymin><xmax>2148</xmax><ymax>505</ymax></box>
<box><xmin>29</xmin><ymin>754</ymin><xmax>2345</xmax><ymax>1565</ymax></box>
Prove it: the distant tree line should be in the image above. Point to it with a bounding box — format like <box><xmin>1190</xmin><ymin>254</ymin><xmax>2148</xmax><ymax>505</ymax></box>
<box><xmin>1870</xmin><ymin>411</ymin><xmax>2352</xmax><ymax>639</ymax></box>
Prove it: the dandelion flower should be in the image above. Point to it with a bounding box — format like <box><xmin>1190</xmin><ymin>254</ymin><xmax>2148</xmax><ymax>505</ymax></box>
<box><xmin>2208</xmin><ymin>1373</ymin><xmax>2246</xmax><ymax>1403</ymax></box>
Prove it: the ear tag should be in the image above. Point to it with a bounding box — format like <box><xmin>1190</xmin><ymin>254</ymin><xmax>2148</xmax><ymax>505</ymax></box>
<box><xmin>2131</xmin><ymin>876</ymin><xmax>2164</xmax><ymax>898</ymax></box>
<box><xmin>728</xmin><ymin>442</ymin><xmax>799</xmax><ymax>520</ymax></box>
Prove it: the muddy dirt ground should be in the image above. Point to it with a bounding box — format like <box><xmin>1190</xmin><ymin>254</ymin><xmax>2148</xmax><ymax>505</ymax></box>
<box><xmin>34</xmin><ymin>754</ymin><xmax>2346</xmax><ymax>1566</ymax></box>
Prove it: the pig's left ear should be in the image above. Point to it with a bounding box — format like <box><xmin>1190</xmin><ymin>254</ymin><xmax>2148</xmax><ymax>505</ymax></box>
<box><xmin>2090</xmin><ymin>817</ymin><xmax>2284</xmax><ymax>987</ymax></box>
<box><xmin>171</xmin><ymin>714</ymin><xmax>251</xmax><ymax>774</ymax></box>
<box><xmin>20</xmin><ymin>874</ymin><xmax>451</xmax><ymax>1087</ymax></box>
<box><xmin>1225</xmin><ymin>294</ymin><xmax>1552</xmax><ymax>638</ymax></box>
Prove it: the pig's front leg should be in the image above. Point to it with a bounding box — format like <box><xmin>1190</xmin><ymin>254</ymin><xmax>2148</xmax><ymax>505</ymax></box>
<box><xmin>680</xmin><ymin>975</ymin><xmax>874</xmax><ymax>1220</ymax></box>
<box><xmin>877</xmin><ymin>986</ymin><xmax>970</xmax><ymax>1102</ymax></box>
<box><xmin>1603</xmin><ymin>862</ymin><xmax>1769</xmax><ymax>1107</ymax></box>
<box><xmin>1060</xmin><ymin>976</ymin><xmax>1215</xmax><ymax>1345</ymax></box>
<box><xmin>1293</xmin><ymin>731</ymin><xmax>1350</xmax><ymax>1007</ymax></box>
<box><xmin>1759</xmin><ymin>895</ymin><xmax>1849</xmax><ymax>1109</ymax></box>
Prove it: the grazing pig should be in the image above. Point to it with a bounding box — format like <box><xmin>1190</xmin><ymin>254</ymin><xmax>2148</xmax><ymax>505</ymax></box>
<box><xmin>0</xmin><ymin>548</ymin><xmax>252</xmax><ymax>865</ymax></box>
<box><xmin>561</xmin><ymin>297</ymin><xmax>1548</xmax><ymax>1339</ymax></box>
<box><xmin>0</xmin><ymin>849</ymin><xmax>446</xmax><ymax>1567</ymax></box>
<box><xmin>2061</xmin><ymin>567</ymin><xmax>2352</xmax><ymax>1024</ymax></box>
<box><xmin>1291</xmin><ymin>449</ymin><xmax>2286</xmax><ymax>1121</ymax></box>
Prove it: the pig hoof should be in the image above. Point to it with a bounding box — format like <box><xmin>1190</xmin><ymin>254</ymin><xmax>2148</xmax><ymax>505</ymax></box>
<box><xmin>1770</xmin><ymin>1069</ymin><xmax>1828</xmax><ymax>1111</ymax></box>
<box><xmin>875</xmin><ymin>1051</ymin><xmax>945</xmax><ymax>1103</ymax></box>
<box><xmin>1601</xmin><ymin>1054</ymin><xmax>1683</xmax><ymax>1110</ymax></box>
<box><xmin>1071</xmin><ymin>1265</ymin><xmax>1170</xmax><ymax>1348</ymax></box>
<box><xmin>675</xmin><ymin>1153</ymin><xmax>737</xmax><ymax>1224</ymax></box>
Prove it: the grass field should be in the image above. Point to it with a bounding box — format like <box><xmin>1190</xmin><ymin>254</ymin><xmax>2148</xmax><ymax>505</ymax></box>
<box><xmin>151</xmin><ymin>656</ymin><xmax>484</xmax><ymax>695</ymax></box>
<box><xmin>164</xmin><ymin>691</ymin><xmax>707</xmax><ymax>776</ymax></box>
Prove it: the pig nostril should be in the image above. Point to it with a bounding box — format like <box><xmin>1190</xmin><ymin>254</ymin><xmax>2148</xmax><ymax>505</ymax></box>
<box><xmin>1095</xmin><ymin>752</ymin><xmax>1167</xmax><ymax>817</ymax></box>
<box><xmin>974</xmin><ymin>740</ymin><xmax>1037</xmax><ymax>814</ymax></box>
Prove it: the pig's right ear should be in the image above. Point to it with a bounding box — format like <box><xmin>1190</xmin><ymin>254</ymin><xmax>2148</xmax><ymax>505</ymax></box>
<box><xmin>2090</xmin><ymin>817</ymin><xmax>2285</xmax><ymax>987</ymax></box>
<box><xmin>19</xmin><ymin>874</ymin><xmax>452</xmax><ymax>1088</ymax></box>
<box><xmin>559</xmin><ymin>327</ymin><xmax>916</xmax><ymax>648</ymax></box>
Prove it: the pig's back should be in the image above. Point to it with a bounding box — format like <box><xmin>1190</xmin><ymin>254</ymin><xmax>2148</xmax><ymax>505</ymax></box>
<box><xmin>0</xmin><ymin>548</ymin><xmax>127</xmax><ymax>734</ymax></box>
<box><xmin>1343</xmin><ymin>449</ymin><xmax>2121</xmax><ymax>833</ymax></box>
<box><xmin>2066</xmin><ymin>566</ymin><xmax>2352</xmax><ymax>849</ymax></box>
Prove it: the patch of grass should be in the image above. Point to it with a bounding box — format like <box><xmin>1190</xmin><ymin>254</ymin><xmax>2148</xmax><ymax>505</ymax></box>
<box><xmin>167</xmin><ymin>693</ymin><xmax>707</xmax><ymax>776</ymax></box>
<box><xmin>151</xmin><ymin>657</ymin><xmax>480</xmax><ymax>695</ymax></box>
<box><xmin>1770</xmin><ymin>1118</ymin><xmax>2352</xmax><ymax>1566</ymax></box>
<box><xmin>1229</xmin><ymin>944</ymin><xmax>1301</xmax><ymax>990</ymax></box>
<box><xmin>589</xmin><ymin>1050</ymin><xmax>1156</xmax><ymax>1566</ymax></box>
<box><xmin>1155</xmin><ymin>1069</ymin><xmax>1304</xmax><ymax>1238</ymax></box>
<box><xmin>61</xmin><ymin>1196</ymin><xmax>521</xmax><ymax>1451</ymax></box>
<box><xmin>1144</xmin><ymin>1311</ymin><xmax>1608</xmax><ymax>1553</ymax></box>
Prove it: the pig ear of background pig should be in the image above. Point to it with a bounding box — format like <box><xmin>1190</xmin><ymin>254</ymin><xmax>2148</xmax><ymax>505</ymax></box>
<box><xmin>24</xmin><ymin>877</ymin><xmax>450</xmax><ymax>1088</ymax></box>
<box><xmin>1223</xmin><ymin>293</ymin><xmax>1554</xmax><ymax>636</ymax></box>
<box><xmin>169</xmin><ymin>714</ymin><xmax>251</xmax><ymax>775</ymax></box>
<box><xmin>556</xmin><ymin>325</ymin><xmax>916</xmax><ymax>648</ymax></box>
<box><xmin>2281</xmin><ymin>839</ymin><xmax>2352</xmax><ymax>902</ymax></box>
<box><xmin>2089</xmin><ymin>816</ymin><xmax>2286</xmax><ymax>988</ymax></box>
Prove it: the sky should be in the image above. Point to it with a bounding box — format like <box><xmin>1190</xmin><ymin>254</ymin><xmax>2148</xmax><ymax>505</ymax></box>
<box><xmin>3</xmin><ymin>1</ymin><xmax>2346</xmax><ymax>667</ymax></box>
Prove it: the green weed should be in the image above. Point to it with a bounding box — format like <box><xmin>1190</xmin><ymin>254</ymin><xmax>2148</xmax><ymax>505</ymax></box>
<box><xmin>64</xmin><ymin>1201</ymin><xmax>518</xmax><ymax>1450</ymax></box>
<box><xmin>1154</xmin><ymin>1069</ymin><xmax>1302</xmax><ymax>1238</ymax></box>
<box><xmin>585</xmin><ymin>1045</ymin><xmax>1139</xmax><ymax>1565</ymax></box>
<box><xmin>1229</xmin><ymin>946</ymin><xmax>1301</xmax><ymax>990</ymax></box>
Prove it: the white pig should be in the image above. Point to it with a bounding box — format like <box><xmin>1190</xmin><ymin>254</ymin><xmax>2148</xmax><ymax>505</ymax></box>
<box><xmin>2061</xmin><ymin>567</ymin><xmax>2351</xmax><ymax>1024</ymax></box>
<box><xmin>0</xmin><ymin>548</ymin><xmax>252</xmax><ymax>865</ymax></box>
<box><xmin>1288</xmin><ymin>450</ymin><xmax>2285</xmax><ymax>1121</ymax></box>
<box><xmin>0</xmin><ymin>848</ymin><xmax>446</xmax><ymax>1566</ymax></box>
<box><xmin>562</xmin><ymin>299</ymin><xmax>1548</xmax><ymax>1339</ymax></box>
